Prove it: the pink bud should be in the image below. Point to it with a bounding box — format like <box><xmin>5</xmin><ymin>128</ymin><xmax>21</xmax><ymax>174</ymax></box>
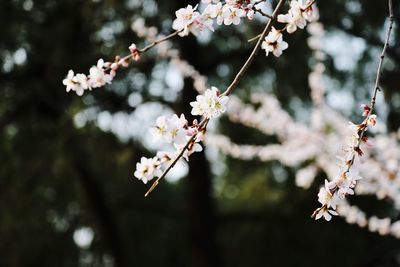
<box><xmin>111</xmin><ymin>63</ymin><xmax>119</xmax><ymax>70</ymax></box>
<box><xmin>361</xmin><ymin>104</ymin><xmax>370</xmax><ymax>117</ymax></box>
<box><xmin>129</xmin><ymin>43</ymin><xmax>137</xmax><ymax>53</ymax></box>
<box><xmin>132</xmin><ymin>53</ymin><xmax>141</xmax><ymax>62</ymax></box>
<box><xmin>367</xmin><ymin>114</ymin><xmax>377</xmax><ymax>126</ymax></box>
<box><xmin>110</xmin><ymin>69</ymin><xmax>117</xmax><ymax>77</ymax></box>
<box><xmin>119</xmin><ymin>58</ymin><xmax>129</xmax><ymax>67</ymax></box>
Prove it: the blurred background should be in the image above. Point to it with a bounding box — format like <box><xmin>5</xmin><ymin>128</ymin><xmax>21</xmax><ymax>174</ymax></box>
<box><xmin>1</xmin><ymin>0</ymin><xmax>400</xmax><ymax>266</ymax></box>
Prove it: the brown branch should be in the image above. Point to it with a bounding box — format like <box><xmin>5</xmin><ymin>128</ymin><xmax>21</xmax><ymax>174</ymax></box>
<box><xmin>144</xmin><ymin>0</ymin><xmax>288</xmax><ymax>196</ymax></box>
<box><xmin>253</xmin><ymin>7</ymin><xmax>273</xmax><ymax>19</ymax></box>
<box><xmin>346</xmin><ymin>0</ymin><xmax>394</xmax><ymax>173</ymax></box>
<box><xmin>144</xmin><ymin>118</ymin><xmax>209</xmax><ymax>197</ymax></box>
<box><xmin>222</xmin><ymin>0</ymin><xmax>287</xmax><ymax>96</ymax></box>
<box><xmin>253</xmin><ymin>0</ymin><xmax>267</xmax><ymax>6</ymax></box>
<box><xmin>108</xmin><ymin>30</ymin><xmax>181</xmax><ymax>70</ymax></box>
<box><xmin>312</xmin><ymin>0</ymin><xmax>395</xmax><ymax>218</ymax></box>
<box><xmin>139</xmin><ymin>30</ymin><xmax>181</xmax><ymax>53</ymax></box>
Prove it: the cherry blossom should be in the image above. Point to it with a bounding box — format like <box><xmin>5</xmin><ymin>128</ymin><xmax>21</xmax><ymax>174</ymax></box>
<box><xmin>261</xmin><ymin>27</ymin><xmax>289</xmax><ymax>57</ymax></box>
<box><xmin>314</xmin><ymin>207</ymin><xmax>338</xmax><ymax>221</ymax></box>
<box><xmin>201</xmin><ymin>4</ymin><xmax>216</xmax><ymax>31</ymax></box>
<box><xmin>190</xmin><ymin>87</ymin><xmax>229</xmax><ymax>119</ymax></box>
<box><xmin>361</xmin><ymin>104</ymin><xmax>371</xmax><ymax>116</ymax></box>
<box><xmin>62</xmin><ymin>70</ymin><xmax>77</xmax><ymax>92</ymax></box>
<box><xmin>318</xmin><ymin>183</ymin><xmax>339</xmax><ymax>209</ymax></box>
<box><xmin>367</xmin><ymin>114</ymin><xmax>377</xmax><ymax>126</ymax></box>
<box><xmin>223</xmin><ymin>7</ymin><xmax>246</xmax><ymax>25</ymax></box>
<box><xmin>63</xmin><ymin>0</ymin><xmax>320</xmax><ymax>94</ymax></box>
<box><xmin>149</xmin><ymin>116</ymin><xmax>169</xmax><ymax>141</ymax></box>
<box><xmin>277</xmin><ymin>0</ymin><xmax>318</xmax><ymax>33</ymax></box>
<box><xmin>129</xmin><ymin>43</ymin><xmax>141</xmax><ymax>61</ymax></box>
<box><xmin>165</xmin><ymin>114</ymin><xmax>188</xmax><ymax>145</ymax></box>
<box><xmin>212</xmin><ymin>3</ymin><xmax>225</xmax><ymax>25</ymax></box>
<box><xmin>134</xmin><ymin>157</ymin><xmax>162</xmax><ymax>184</ymax></box>
<box><xmin>88</xmin><ymin>59</ymin><xmax>113</xmax><ymax>88</ymax></box>
<box><xmin>63</xmin><ymin>70</ymin><xmax>89</xmax><ymax>96</ymax></box>
<box><xmin>175</xmin><ymin>140</ymin><xmax>203</xmax><ymax>161</ymax></box>
<box><xmin>172</xmin><ymin>5</ymin><xmax>199</xmax><ymax>35</ymax></box>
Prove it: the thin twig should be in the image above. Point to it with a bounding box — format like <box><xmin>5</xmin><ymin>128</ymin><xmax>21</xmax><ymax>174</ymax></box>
<box><xmin>247</xmin><ymin>34</ymin><xmax>261</xmax><ymax>43</ymax></box>
<box><xmin>253</xmin><ymin>0</ymin><xmax>267</xmax><ymax>6</ymax></box>
<box><xmin>145</xmin><ymin>0</ymin><xmax>288</xmax><ymax>196</ymax></box>
<box><xmin>144</xmin><ymin>119</ymin><xmax>209</xmax><ymax>197</ymax></box>
<box><xmin>312</xmin><ymin>0</ymin><xmax>395</xmax><ymax>218</ymax></box>
<box><xmin>106</xmin><ymin>30</ymin><xmax>181</xmax><ymax>71</ymax></box>
<box><xmin>253</xmin><ymin>7</ymin><xmax>273</xmax><ymax>19</ymax></box>
<box><xmin>346</xmin><ymin>0</ymin><xmax>394</xmax><ymax>171</ymax></box>
<box><xmin>139</xmin><ymin>30</ymin><xmax>181</xmax><ymax>53</ymax></box>
<box><xmin>223</xmin><ymin>0</ymin><xmax>287</xmax><ymax>96</ymax></box>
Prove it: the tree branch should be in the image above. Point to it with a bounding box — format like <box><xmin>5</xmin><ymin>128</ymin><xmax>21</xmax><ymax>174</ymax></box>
<box><xmin>223</xmin><ymin>0</ymin><xmax>287</xmax><ymax>96</ymax></box>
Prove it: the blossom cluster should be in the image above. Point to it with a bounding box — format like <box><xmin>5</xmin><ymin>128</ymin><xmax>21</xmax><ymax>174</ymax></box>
<box><xmin>261</xmin><ymin>0</ymin><xmax>319</xmax><ymax>57</ymax></box>
<box><xmin>277</xmin><ymin>0</ymin><xmax>318</xmax><ymax>34</ymax></box>
<box><xmin>134</xmin><ymin>87</ymin><xmax>229</xmax><ymax>185</ymax></box>
<box><xmin>313</xmin><ymin>104</ymin><xmax>378</xmax><ymax>221</ymax></box>
<box><xmin>172</xmin><ymin>0</ymin><xmax>318</xmax><ymax>58</ymax></box>
<box><xmin>63</xmin><ymin>45</ymin><xmax>140</xmax><ymax>96</ymax></box>
<box><xmin>63</xmin><ymin>0</ymin><xmax>319</xmax><ymax>95</ymax></box>
<box><xmin>190</xmin><ymin>86</ymin><xmax>229</xmax><ymax>118</ymax></box>
<box><xmin>134</xmin><ymin>113</ymin><xmax>202</xmax><ymax>184</ymax></box>
<box><xmin>172</xmin><ymin>0</ymin><xmax>256</xmax><ymax>37</ymax></box>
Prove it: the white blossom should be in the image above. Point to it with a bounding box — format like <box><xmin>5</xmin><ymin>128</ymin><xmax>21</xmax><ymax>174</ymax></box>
<box><xmin>223</xmin><ymin>7</ymin><xmax>245</xmax><ymax>25</ymax></box>
<box><xmin>212</xmin><ymin>3</ymin><xmax>225</xmax><ymax>25</ymax></box>
<box><xmin>88</xmin><ymin>59</ymin><xmax>113</xmax><ymax>88</ymax></box>
<box><xmin>315</xmin><ymin>207</ymin><xmax>338</xmax><ymax>221</ymax></box>
<box><xmin>201</xmin><ymin>4</ymin><xmax>216</xmax><ymax>31</ymax></box>
<box><xmin>367</xmin><ymin>114</ymin><xmax>377</xmax><ymax>126</ymax></box>
<box><xmin>277</xmin><ymin>0</ymin><xmax>310</xmax><ymax>33</ymax></box>
<box><xmin>63</xmin><ymin>70</ymin><xmax>77</xmax><ymax>92</ymax></box>
<box><xmin>318</xmin><ymin>182</ymin><xmax>340</xmax><ymax>209</ymax></box>
<box><xmin>63</xmin><ymin>70</ymin><xmax>89</xmax><ymax>96</ymax></box>
<box><xmin>172</xmin><ymin>5</ymin><xmax>201</xmax><ymax>36</ymax></box>
<box><xmin>134</xmin><ymin>157</ymin><xmax>162</xmax><ymax>184</ymax></box>
<box><xmin>175</xmin><ymin>139</ymin><xmax>203</xmax><ymax>161</ymax></box>
<box><xmin>166</xmin><ymin>114</ymin><xmax>188</xmax><ymax>145</ymax></box>
<box><xmin>261</xmin><ymin>28</ymin><xmax>289</xmax><ymax>57</ymax></box>
<box><xmin>149</xmin><ymin>116</ymin><xmax>169</xmax><ymax>141</ymax></box>
<box><xmin>156</xmin><ymin>151</ymin><xmax>176</xmax><ymax>169</ymax></box>
<box><xmin>190</xmin><ymin>87</ymin><xmax>229</xmax><ymax>118</ymax></box>
<box><xmin>247</xmin><ymin>9</ymin><xmax>255</xmax><ymax>20</ymax></box>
